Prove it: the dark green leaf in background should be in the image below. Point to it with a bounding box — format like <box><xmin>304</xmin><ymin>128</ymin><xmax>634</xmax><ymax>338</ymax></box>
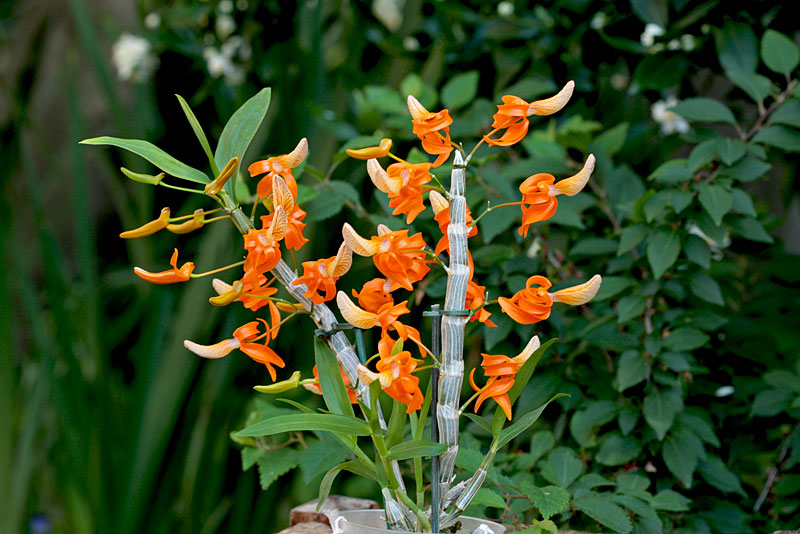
<box><xmin>688</xmin><ymin>273</ymin><xmax>724</xmax><ymax>305</ymax></box>
<box><xmin>761</xmin><ymin>29</ymin><xmax>800</xmax><ymax>75</ymax></box>
<box><xmin>663</xmin><ymin>328</ymin><xmax>709</xmax><ymax>352</ymax></box>
<box><xmin>630</xmin><ymin>0</ymin><xmax>668</xmax><ymax>26</ymax></box>
<box><xmin>697</xmin><ymin>184</ymin><xmax>733</xmax><ymax>226</ymax></box>
<box><xmin>545</xmin><ymin>447</ymin><xmax>584</xmax><ymax>488</ymax></box>
<box><xmin>647</xmin><ymin>230</ymin><xmax>681</xmax><ymax>278</ymax></box>
<box><xmin>715</xmin><ymin>23</ymin><xmax>758</xmax><ymax>72</ymax></box>
<box><xmin>523</xmin><ymin>484</ymin><xmax>571</xmax><ymax>520</ymax></box>
<box><xmin>752</xmin><ymin>125</ymin><xmax>800</xmax><ymax>151</ymax></box>
<box><xmin>770</xmin><ymin>100</ymin><xmax>800</xmax><ymax>128</ymax></box>
<box><xmin>672</xmin><ymin>98</ymin><xmax>737</xmax><ymax>125</ymax></box>
<box><xmin>616</xmin><ymin>351</ymin><xmax>649</xmax><ymax>391</ymax></box>
<box><xmin>644</xmin><ymin>390</ymin><xmax>682</xmax><ymax>440</ymax></box>
<box><xmin>574</xmin><ymin>496</ymin><xmax>633</xmax><ymax>534</ymax></box>
<box><xmin>441</xmin><ymin>71</ymin><xmax>480</xmax><ymax>111</ymax></box>
<box><xmin>726</xmin><ymin>70</ymin><xmax>774</xmax><ymax>103</ymax></box>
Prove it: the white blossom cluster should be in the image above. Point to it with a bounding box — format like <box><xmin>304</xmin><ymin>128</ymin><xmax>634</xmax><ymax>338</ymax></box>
<box><xmin>641</xmin><ymin>23</ymin><xmax>697</xmax><ymax>52</ymax></box>
<box><xmin>202</xmin><ymin>0</ymin><xmax>251</xmax><ymax>86</ymax></box>
<box><xmin>651</xmin><ymin>96</ymin><xmax>689</xmax><ymax>135</ymax></box>
<box><xmin>111</xmin><ymin>33</ymin><xmax>159</xmax><ymax>83</ymax></box>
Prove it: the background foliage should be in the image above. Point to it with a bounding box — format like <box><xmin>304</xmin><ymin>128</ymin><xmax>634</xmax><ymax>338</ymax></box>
<box><xmin>2</xmin><ymin>0</ymin><xmax>799</xmax><ymax>533</ymax></box>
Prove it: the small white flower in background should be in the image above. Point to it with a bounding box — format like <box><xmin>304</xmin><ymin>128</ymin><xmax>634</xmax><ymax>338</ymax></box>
<box><xmin>686</xmin><ymin>221</ymin><xmax>731</xmax><ymax>259</ymax></box>
<box><xmin>204</xmin><ymin>44</ymin><xmax>246</xmax><ymax>86</ymax></box>
<box><xmin>111</xmin><ymin>33</ymin><xmax>159</xmax><ymax>83</ymax></box>
<box><xmin>651</xmin><ymin>96</ymin><xmax>690</xmax><ymax>135</ymax></box>
<box><xmin>144</xmin><ymin>12</ymin><xmax>161</xmax><ymax>30</ymax></box>
<box><xmin>610</xmin><ymin>72</ymin><xmax>629</xmax><ymax>90</ymax></box>
<box><xmin>640</xmin><ymin>23</ymin><xmax>664</xmax><ymax>47</ymax></box>
<box><xmin>236</xmin><ymin>0</ymin><xmax>248</xmax><ymax>10</ymax></box>
<box><xmin>497</xmin><ymin>1</ymin><xmax>514</xmax><ymax>17</ymax></box>
<box><xmin>680</xmin><ymin>34</ymin><xmax>696</xmax><ymax>51</ymax></box>
<box><xmin>403</xmin><ymin>36</ymin><xmax>419</xmax><ymax>51</ymax></box>
<box><xmin>219</xmin><ymin>0</ymin><xmax>234</xmax><ymax>13</ymax></box>
<box><xmin>204</xmin><ymin>47</ymin><xmax>232</xmax><ymax>78</ymax></box>
<box><xmin>372</xmin><ymin>0</ymin><xmax>403</xmax><ymax>32</ymax></box>
<box><xmin>590</xmin><ymin>12</ymin><xmax>607</xmax><ymax>30</ymax></box>
<box><xmin>216</xmin><ymin>14</ymin><xmax>236</xmax><ymax>40</ymax></box>
<box><xmin>667</xmin><ymin>39</ymin><xmax>681</xmax><ymax>50</ymax></box>
<box><xmin>715</xmin><ymin>386</ymin><xmax>735</xmax><ymax>397</ymax></box>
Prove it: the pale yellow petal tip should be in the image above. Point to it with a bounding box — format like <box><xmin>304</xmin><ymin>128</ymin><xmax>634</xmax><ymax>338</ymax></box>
<box><xmin>272</xmin><ymin>174</ymin><xmax>295</xmax><ymax>211</ymax></box>
<box><xmin>212</xmin><ymin>278</ymin><xmax>233</xmax><ymax>295</ymax></box>
<box><xmin>552</xmin><ymin>274</ymin><xmax>602</xmax><ymax>305</ymax></box>
<box><xmin>184</xmin><ymin>338</ymin><xmax>238</xmax><ymax>359</ymax></box>
<box><xmin>377</xmin><ymin>224</ymin><xmax>392</xmax><ymax>236</ymax></box>
<box><xmin>331</xmin><ymin>242</ymin><xmax>353</xmax><ymax>277</ymax></box>
<box><xmin>254</xmin><ymin>371</ymin><xmax>301</xmax><ymax>393</ymax></box>
<box><xmin>357</xmin><ymin>364</ymin><xmax>379</xmax><ymax>386</ymax></box>
<box><xmin>553</xmin><ymin>154</ymin><xmax>595</xmax><ymax>197</ymax></box>
<box><xmin>528</xmin><ymin>80</ymin><xmax>575</xmax><ymax>116</ymax></box>
<box><xmin>342</xmin><ymin>223</ymin><xmax>380</xmax><ymax>256</ymax></box>
<box><xmin>283</xmin><ymin>138</ymin><xmax>309</xmax><ymax>168</ymax></box>
<box><xmin>336</xmin><ymin>291</ymin><xmax>380</xmax><ymax>329</ymax></box>
<box><xmin>267</xmin><ymin>205</ymin><xmax>288</xmax><ymax>241</ymax></box>
<box><xmin>516</xmin><ymin>335</ymin><xmax>541</xmax><ymax>363</ymax></box>
<box><xmin>406</xmin><ymin>95</ymin><xmax>428</xmax><ymax>120</ymax></box>
<box><xmin>429</xmin><ymin>190</ymin><xmax>448</xmax><ymax>215</ymax></box>
<box><xmin>367</xmin><ymin>158</ymin><xmax>399</xmax><ymax>194</ymax></box>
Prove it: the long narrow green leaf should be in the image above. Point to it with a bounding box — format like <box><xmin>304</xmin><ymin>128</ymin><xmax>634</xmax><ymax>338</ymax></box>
<box><xmin>385</xmin><ymin>399</ymin><xmax>407</xmax><ymax>448</ymax></box>
<box><xmin>176</xmin><ymin>94</ymin><xmax>219</xmax><ymax>176</ymax></box>
<box><xmin>496</xmin><ymin>394</ymin><xmax>568</xmax><ymax>449</ymax></box>
<box><xmin>386</xmin><ymin>440</ymin><xmax>448</xmax><ymax>461</ymax></box>
<box><xmin>317</xmin><ymin>460</ymin><xmax>377</xmax><ymax>510</ymax></box>
<box><xmin>237</xmin><ymin>414</ymin><xmax>372</xmax><ymax>437</ymax></box>
<box><xmin>314</xmin><ymin>338</ymin><xmax>355</xmax><ymax>417</ymax></box>
<box><xmin>463</xmin><ymin>413</ymin><xmax>492</xmax><ymax>434</ymax></box>
<box><xmin>80</xmin><ymin>137</ymin><xmax>210</xmax><ymax>184</ymax></box>
<box><xmin>276</xmin><ymin>398</ymin><xmax>317</xmax><ymax>414</ymax></box>
<box><xmin>214</xmin><ymin>88</ymin><xmax>272</xmax><ymax>194</ymax></box>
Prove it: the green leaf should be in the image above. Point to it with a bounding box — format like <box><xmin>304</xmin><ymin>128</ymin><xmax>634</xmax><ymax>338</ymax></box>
<box><xmin>725</xmin><ymin>71</ymin><xmax>774</xmax><ymax>103</ymax></box>
<box><xmin>256</xmin><ymin>448</ymin><xmax>298</xmax><ymax>490</ymax></box>
<box><xmin>697</xmin><ymin>457</ymin><xmax>746</xmax><ymax>497</ymax></box>
<box><xmin>385</xmin><ymin>400</ymin><xmax>407</xmax><ymax>448</ymax></box>
<box><xmin>570</xmin><ymin>401</ymin><xmax>618</xmax><ymax>447</ymax></box>
<box><xmin>688</xmin><ymin>273</ymin><xmax>724</xmax><ymax>305</ymax></box>
<box><xmin>314</xmin><ymin>338</ymin><xmax>355</xmax><ymax>418</ymax></box>
<box><xmin>80</xmin><ymin>137</ymin><xmax>210</xmax><ymax>183</ymax></box>
<box><xmin>612</xmin><ymin>495</ymin><xmax>661</xmax><ymax>524</ymax></box>
<box><xmin>670</xmin><ymin>190</ymin><xmax>694</xmax><ymax>214</ymax></box>
<box><xmin>524</xmin><ymin>484</ymin><xmax>571</xmax><ymax>520</ymax></box>
<box><xmin>596</xmin><ymin>433</ymin><xmax>642</xmax><ymax>466</ymax></box>
<box><xmin>175</xmin><ymin>94</ymin><xmax>217</xmax><ymax>174</ymax></box>
<box><xmin>715</xmin><ymin>23</ymin><xmax>758</xmax><ymax>73</ymax></box>
<box><xmin>241</xmin><ymin>447</ymin><xmax>265</xmax><ymax>471</ymax></box>
<box><xmin>696</xmin><ymin>184</ymin><xmax>732</xmax><ymax>226</ymax></box>
<box><xmin>318</xmin><ymin>460</ymin><xmax>377</xmax><ymax>509</ymax></box>
<box><xmin>215</xmin><ymin>88</ymin><xmax>272</xmax><ymax>192</ymax></box>
<box><xmin>573</xmin><ymin>496</ymin><xmax>633</xmax><ymax>534</ymax></box>
<box><xmin>616</xmin><ymin>351</ymin><xmax>649</xmax><ymax>392</ymax></box>
<box><xmin>570</xmin><ymin>238</ymin><xmax>619</xmax><ymax>257</ymax></box>
<box><xmin>237</xmin><ymin>413</ymin><xmax>372</xmax><ymax>437</ymax></box>
<box><xmin>630</xmin><ymin>0</ymin><xmax>667</xmax><ymax>26</ymax></box>
<box><xmin>731</xmin><ymin>189</ymin><xmax>757</xmax><ymax>217</ymax></box>
<box><xmin>618</xmin><ymin>405</ymin><xmax>640</xmax><ymax>435</ymax></box>
<box><xmin>684</xmin><ymin>236</ymin><xmax>711</xmax><ymax>268</ymax></box>
<box><xmin>496</xmin><ymin>393</ymin><xmax>566</xmax><ymax>448</ymax></box>
<box><xmin>651</xmin><ymin>489</ymin><xmax>690</xmax><ymax>512</ymax></box>
<box><xmin>764</xmin><ymin>370</ymin><xmax>800</xmax><ymax>392</ymax></box>
<box><xmin>471</xmin><ymin>487</ymin><xmax>507</xmax><ymax>508</ymax></box>
<box><xmin>298</xmin><ymin>439</ymin><xmax>351</xmax><ymax>484</ymax></box>
<box><xmin>386</xmin><ymin>440</ymin><xmax>447</xmax><ymax>461</ymax></box>
<box><xmin>732</xmin><ymin>217</ymin><xmax>774</xmax><ymax>243</ymax></box>
<box><xmin>752</xmin><ymin>125</ymin><xmax>800</xmax><ymax>151</ymax></box>
<box><xmin>649</xmin><ymin>160</ymin><xmax>693</xmax><ymax>184</ymax></box>
<box><xmin>530</xmin><ymin>431</ymin><xmax>556</xmax><ymax>464</ymax></box>
<box><xmin>663</xmin><ymin>433</ymin><xmax>699</xmax><ymax>487</ymax></box>
<box><xmin>715</xmin><ymin>138</ymin><xmax>746</xmax><ymax>165</ymax></box>
<box><xmin>647</xmin><ymin>230</ymin><xmax>681</xmax><ymax>278</ymax></box>
<box><xmin>595</xmin><ymin>276</ymin><xmax>636</xmax><ymax>301</ymax></box>
<box><xmin>617</xmin><ymin>296</ymin><xmax>646</xmax><ymax>324</ymax></box>
<box><xmin>663</xmin><ymin>328</ymin><xmax>709</xmax><ymax>351</ymax></box>
<box><xmin>719</xmin><ymin>156</ymin><xmax>771</xmax><ymax>182</ymax></box>
<box><xmin>750</xmin><ymin>389</ymin><xmax>793</xmax><ymax>417</ymax></box>
<box><xmin>363</xmin><ymin>86</ymin><xmax>406</xmax><ymax>114</ymax></box>
<box><xmin>771</xmin><ymin>99</ymin><xmax>800</xmax><ymax>128</ymax></box>
<box><xmin>671</xmin><ymin>98</ymin><xmax>737</xmax><ymax>125</ymax></box>
<box><xmin>616</xmin><ymin>473</ymin><xmax>651</xmax><ymax>497</ymax></box>
<box><xmin>506</xmin><ymin>339</ymin><xmax>558</xmax><ymax>406</ymax></box>
<box><xmin>463</xmin><ymin>412</ymin><xmax>493</xmax><ymax>434</ymax></box>
<box><xmin>688</xmin><ymin>139</ymin><xmax>719</xmax><ymax>172</ymax></box>
<box><xmin>761</xmin><ymin>29</ymin><xmax>800</xmax><ymax>75</ymax></box>
<box><xmin>545</xmin><ymin>447</ymin><xmax>583</xmax><ymax>488</ymax></box>
<box><xmin>400</xmin><ymin>73</ymin><xmax>437</xmax><ymax>109</ymax></box>
<box><xmin>644</xmin><ymin>191</ymin><xmax>670</xmax><ymax>222</ymax></box>
<box><xmin>644</xmin><ymin>391</ymin><xmax>682</xmax><ymax>440</ymax></box>
<box><xmin>591</xmin><ymin>123</ymin><xmax>629</xmax><ymax>156</ymax></box>
<box><xmin>618</xmin><ymin>225</ymin><xmax>649</xmax><ymax>256</ymax></box>
<box><xmin>441</xmin><ymin>71</ymin><xmax>480</xmax><ymax>110</ymax></box>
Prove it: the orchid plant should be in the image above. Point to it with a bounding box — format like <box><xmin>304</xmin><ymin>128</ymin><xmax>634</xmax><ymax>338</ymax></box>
<box><xmin>83</xmin><ymin>81</ymin><xmax>603</xmax><ymax>531</ymax></box>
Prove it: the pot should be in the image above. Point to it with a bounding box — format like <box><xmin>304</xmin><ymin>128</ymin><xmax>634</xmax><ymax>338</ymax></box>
<box><xmin>328</xmin><ymin>509</ymin><xmax>506</xmax><ymax>534</ymax></box>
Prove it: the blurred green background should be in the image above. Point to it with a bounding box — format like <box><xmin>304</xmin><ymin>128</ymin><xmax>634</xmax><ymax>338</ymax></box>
<box><xmin>2</xmin><ymin>1</ymin><xmax>799</xmax><ymax>533</ymax></box>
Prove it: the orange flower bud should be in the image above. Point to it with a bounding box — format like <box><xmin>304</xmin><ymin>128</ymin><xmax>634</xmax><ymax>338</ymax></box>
<box><xmin>120</xmin><ymin>207</ymin><xmax>170</xmax><ymax>239</ymax></box>
<box><xmin>133</xmin><ymin>249</ymin><xmax>195</xmax><ymax>284</ymax></box>
<box><xmin>167</xmin><ymin>209</ymin><xmax>205</xmax><ymax>234</ymax></box>
<box><xmin>209</xmin><ymin>280</ymin><xmax>244</xmax><ymax>306</ymax></box>
<box><xmin>346</xmin><ymin>138</ymin><xmax>393</xmax><ymax>159</ymax></box>
<box><xmin>204</xmin><ymin>157</ymin><xmax>240</xmax><ymax>195</ymax></box>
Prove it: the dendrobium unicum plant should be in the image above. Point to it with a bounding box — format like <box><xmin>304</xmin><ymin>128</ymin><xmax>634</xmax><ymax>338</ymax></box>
<box><xmin>83</xmin><ymin>80</ymin><xmax>602</xmax><ymax>531</ymax></box>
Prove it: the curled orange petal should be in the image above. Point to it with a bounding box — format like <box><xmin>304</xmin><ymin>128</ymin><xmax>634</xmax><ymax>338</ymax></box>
<box><xmin>552</xmin><ymin>154</ymin><xmax>595</xmax><ymax>197</ymax></box>
<box><xmin>337</xmin><ymin>291</ymin><xmax>380</xmax><ymax>329</ymax></box>
<box><xmin>342</xmin><ymin>223</ymin><xmax>381</xmax><ymax>256</ymax></box>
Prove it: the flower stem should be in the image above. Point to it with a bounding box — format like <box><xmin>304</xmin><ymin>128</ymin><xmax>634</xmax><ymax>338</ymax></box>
<box><xmin>190</xmin><ymin>260</ymin><xmax>245</xmax><ymax>278</ymax></box>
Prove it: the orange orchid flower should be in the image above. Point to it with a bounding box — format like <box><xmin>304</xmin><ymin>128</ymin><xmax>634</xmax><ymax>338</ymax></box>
<box><xmin>429</xmin><ymin>191</ymin><xmax>478</xmax><ymax>256</ymax></box>
<box><xmin>407</xmin><ymin>95</ymin><xmax>453</xmax><ymax>167</ymax></box>
<box><xmin>134</xmin><ymin>248</ymin><xmax>195</xmax><ymax>284</ymax></box>
<box><xmin>470</xmin><ymin>336</ymin><xmax>541</xmax><ymax>420</ymax></box>
<box><xmin>367</xmin><ymin>159</ymin><xmax>433</xmax><ymax>224</ymax></box>
<box><xmin>304</xmin><ymin>365</ymin><xmax>358</xmax><ymax>404</ymax></box>
<box><xmin>518</xmin><ymin>155</ymin><xmax>595</xmax><ymax>236</ymax></box>
<box><xmin>184</xmin><ymin>320</ymin><xmax>285</xmax><ymax>381</ymax></box>
<box><xmin>357</xmin><ymin>343</ymin><xmax>424</xmax><ymax>413</ymax></box>
<box><xmin>352</xmin><ymin>278</ymin><xmax>394</xmax><ymax>312</ymax></box>
<box><xmin>243</xmin><ymin>206</ymin><xmax>287</xmax><ymax>274</ymax></box>
<box><xmin>484</xmin><ymin>81</ymin><xmax>575</xmax><ymax>147</ymax></box>
<box><xmin>247</xmin><ymin>138</ymin><xmax>308</xmax><ymax>199</ymax></box>
<box><xmin>292</xmin><ymin>243</ymin><xmax>353</xmax><ymax>304</ymax></box>
<box><xmin>465</xmin><ymin>280</ymin><xmax>496</xmax><ymax>327</ymax></box>
<box><xmin>498</xmin><ymin>274</ymin><xmax>602</xmax><ymax>325</ymax></box>
<box><xmin>261</xmin><ymin>206</ymin><xmax>308</xmax><ymax>250</ymax></box>
<box><xmin>342</xmin><ymin>223</ymin><xmax>431</xmax><ymax>291</ymax></box>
